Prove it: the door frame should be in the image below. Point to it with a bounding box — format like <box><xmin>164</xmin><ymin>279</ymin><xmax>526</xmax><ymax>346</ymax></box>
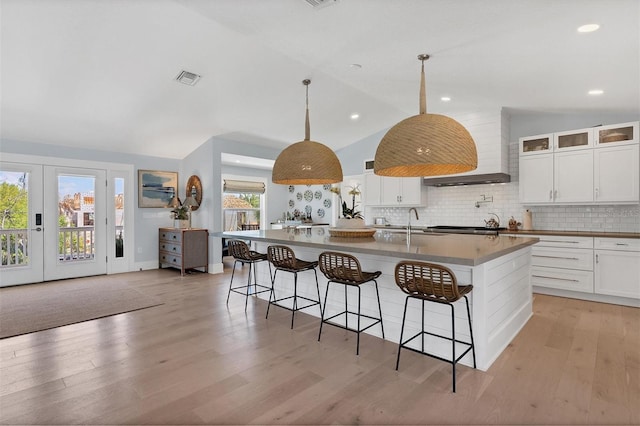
<box><xmin>1</xmin><ymin>153</ymin><xmax>135</xmax><ymax>283</ymax></box>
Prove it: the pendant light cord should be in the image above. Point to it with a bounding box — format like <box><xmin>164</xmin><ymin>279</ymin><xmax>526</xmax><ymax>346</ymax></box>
<box><xmin>418</xmin><ymin>54</ymin><xmax>429</xmax><ymax>115</ymax></box>
<box><xmin>303</xmin><ymin>79</ymin><xmax>311</xmax><ymax>141</ymax></box>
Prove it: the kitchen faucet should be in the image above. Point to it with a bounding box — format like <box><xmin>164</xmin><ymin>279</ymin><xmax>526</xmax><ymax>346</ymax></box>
<box><xmin>407</xmin><ymin>207</ymin><xmax>419</xmax><ymax>246</ymax></box>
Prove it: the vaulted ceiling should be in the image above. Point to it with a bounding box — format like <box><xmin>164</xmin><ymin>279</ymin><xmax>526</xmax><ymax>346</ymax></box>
<box><xmin>1</xmin><ymin>0</ymin><xmax>638</xmax><ymax>159</ymax></box>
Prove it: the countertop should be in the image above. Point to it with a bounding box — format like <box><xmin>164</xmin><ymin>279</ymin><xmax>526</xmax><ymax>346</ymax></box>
<box><xmin>215</xmin><ymin>228</ymin><xmax>538</xmax><ymax>266</ymax></box>
<box><xmin>499</xmin><ymin>229</ymin><xmax>640</xmax><ymax>239</ymax></box>
<box><xmin>371</xmin><ymin>224</ymin><xmax>640</xmax><ymax>239</ymax></box>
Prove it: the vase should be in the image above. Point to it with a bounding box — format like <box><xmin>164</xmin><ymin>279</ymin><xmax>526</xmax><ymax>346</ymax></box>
<box><xmin>174</xmin><ymin>219</ymin><xmax>189</xmax><ymax>229</ymax></box>
<box><xmin>336</xmin><ymin>218</ymin><xmax>365</xmax><ymax>229</ymax></box>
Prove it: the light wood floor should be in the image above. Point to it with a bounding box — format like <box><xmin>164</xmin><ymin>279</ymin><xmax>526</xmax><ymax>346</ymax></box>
<box><xmin>1</xmin><ymin>260</ymin><xmax>639</xmax><ymax>425</ymax></box>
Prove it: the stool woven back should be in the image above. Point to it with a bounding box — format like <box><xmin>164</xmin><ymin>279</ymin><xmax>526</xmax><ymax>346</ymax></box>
<box><xmin>318</xmin><ymin>251</ymin><xmax>365</xmax><ymax>284</ymax></box>
<box><xmin>395</xmin><ymin>260</ymin><xmax>462</xmax><ymax>302</ymax></box>
<box><xmin>267</xmin><ymin>245</ymin><xmax>297</xmax><ymax>270</ymax></box>
<box><xmin>227</xmin><ymin>239</ymin><xmax>252</xmax><ymax>260</ymax></box>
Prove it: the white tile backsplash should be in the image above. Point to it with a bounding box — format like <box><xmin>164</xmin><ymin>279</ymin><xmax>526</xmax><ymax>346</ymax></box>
<box><xmin>366</xmin><ymin>143</ymin><xmax>640</xmax><ymax>233</ymax></box>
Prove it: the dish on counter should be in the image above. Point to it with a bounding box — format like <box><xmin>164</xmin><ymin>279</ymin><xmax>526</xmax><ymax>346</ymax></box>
<box><xmin>328</xmin><ymin>227</ymin><xmax>376</xmax><ymax>238</ymax></box>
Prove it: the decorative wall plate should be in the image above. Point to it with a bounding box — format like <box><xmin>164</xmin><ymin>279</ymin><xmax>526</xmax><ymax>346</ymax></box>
<box><xmin>288</xmin><ymin>185</ymin><xmax>295</xmax><ymax>193</ymax></box>
<box><xmin>296</xmin><ymin>192</ymin><xmax>303</xmax><ymax>201</ymax></box>
<box><xmin>314</xmin><ymin>190</ymin><xmax>322</xmax><ymax>200</ymax></box>
<box><xmin>305</xmin><ymin>205</ymin><xmax>312</xmax><ymax>214</ymax></box>
<box><xmin>317</xmin><ymin>208</ymin><xmax>325</xmax><ymax>217</ymax></box>
<box><xmin>323</xmin><ymin>184</ymin><xmax>331</xmax><ymax>190</ymax></box>
<box><xmin>289</xmin><ymin>200</ymin><xmax>294</xmax><ymax>208</ymax></box>
<box><xmin>323</xmin><ymin>199</ymin><xmax>331</xmax><ymax>208</ymax></box>
<box><xmin>185</xmin><ymin>175</ymin><xmax>202</xmax><ymax>211</ymax></box>
<box><xmin>304</xmin><ymin>190</ymin><xmax>313</xmax><ymax>202</ymax></box>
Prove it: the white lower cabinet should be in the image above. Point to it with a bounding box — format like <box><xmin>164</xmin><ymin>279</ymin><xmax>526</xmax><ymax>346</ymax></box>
<box><xmin>530</xmin><ymin>235</ymin><xmax>594</xmax><ymax>293</ymax></box>
<box><xmin>594</xmin><ymin>238</ymin><xmax>640</xmax><ymax>299</ymax></box>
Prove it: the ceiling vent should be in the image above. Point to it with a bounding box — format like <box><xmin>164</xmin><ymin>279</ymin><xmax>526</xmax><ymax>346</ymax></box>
<box><xmin>304</xmin><ymin>0</ymin><xmax>339</xmax><ymax>9</ymax></box>
<box><xmin>175</xmin><ymin>70</ymin><xmax>201</xmax><ymax>86</ymax></box>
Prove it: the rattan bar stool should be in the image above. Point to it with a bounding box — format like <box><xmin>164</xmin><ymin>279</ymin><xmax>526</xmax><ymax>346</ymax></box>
<box><xmin>317</xmin><ymin>251</ymin><xmax>384</xmax><ymax>355</ymax></box>
<box><xmin>226</xmin><ymin>239</ymin><xmax>272</xmax><ymax>311</ymax></box>
<box><xmin>266</xmin><ymin>245</ymin><xmax>321</xmax><ymax>329</ymax></box>
<box><xmin>394</xmin><ymin>260</ymin><xmax>476</xmax><ymax>392</ymax></box>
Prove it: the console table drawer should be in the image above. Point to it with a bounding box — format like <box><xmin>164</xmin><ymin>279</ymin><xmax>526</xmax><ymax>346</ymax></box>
<box><xmin>159</xmin><ymin>242</ymin><xmax>182</xmax><ymax>255</ymax></box>
<box><xmin>159</xmin><ymin>252</ymin><xmax>182</xmax><ymax>268</ymax></box>
<box><xmin>159</xmin><ymin>230</ymin><xmax>182</xmax><ymax>243</ymax></box>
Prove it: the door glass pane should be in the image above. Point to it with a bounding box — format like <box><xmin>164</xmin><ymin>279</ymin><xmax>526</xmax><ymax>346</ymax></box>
<box><xmin>114</xmin><ymin>178</ymin><xmax>124</xmax><ymax>258</ymax></box>
<box><xmin>0</xmin><ymin>171</ymin><xmax>29</xmax><ymax>267</ymax></box>
<box><xmin>58</xmin><ymin>174</ymin><xmax>95</xmax><ymax>262</ymax></box>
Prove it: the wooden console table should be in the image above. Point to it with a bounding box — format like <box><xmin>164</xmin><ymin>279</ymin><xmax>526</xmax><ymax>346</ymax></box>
<box><xmin>159</xmin><ymin>228</ymin><xmax>208</xmax><ymax>275</ymax></box>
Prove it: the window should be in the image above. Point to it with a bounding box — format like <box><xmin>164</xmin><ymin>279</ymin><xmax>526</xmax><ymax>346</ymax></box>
<box><xmin>222</xmin><ymin>179</ymin><xmax>265</xmax><ymax>231</ymax></box>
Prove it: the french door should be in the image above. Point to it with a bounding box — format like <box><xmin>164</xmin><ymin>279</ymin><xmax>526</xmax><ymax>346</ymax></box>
<box><xmin>43</xmin><ymin>166</ymin><xmax>107</xmax><ymax>281</ymax></box>
<box><xmin>1</xmin><ymin>162</ymin><xmax>111</xmax><ymax>286</ymax></box>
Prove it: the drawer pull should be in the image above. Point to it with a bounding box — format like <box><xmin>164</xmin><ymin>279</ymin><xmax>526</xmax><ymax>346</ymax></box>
<box><xmin>544</xmin><ymin>240</ymin><xmax>581</xmax><ymax>244</ymax></box>
<box><xmin>532</xmin><ymin>255</ymin><xmax>580</xmax><ymax>261</ymax></box>
<box><xmin>532</xmin><ymin>274</ymin><xmax>580</xmax><ymax>283</ymax></box>
<box><xmin>615</xmin><ymin>243</ymin><xmax>629</xmax><ymax>246</ymax></box>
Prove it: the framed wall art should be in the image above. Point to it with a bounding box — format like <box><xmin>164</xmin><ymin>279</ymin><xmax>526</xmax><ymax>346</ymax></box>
<box><xmin>138</xmin><ymin>169</ymin><xmax>178</xmax><ymax>208</ymax></box>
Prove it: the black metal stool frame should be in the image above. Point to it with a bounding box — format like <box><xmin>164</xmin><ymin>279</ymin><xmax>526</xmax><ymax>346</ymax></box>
<box><xmin>394</xmin><ymin>260</ymin><xmax>476</xmax><ymax>393</ymax></box>
<box><xmin>226</xmin><ymin>239</ymin><xmax>272</xmax><ymax>311</ymax></box>
<box><xmin>317</xmin><ymin>251</ymin><xmax>385</xmax><ymax>355</ymax></box>
<box><xmin>266</xmin><ymin>245</ymin><xmax>322</xmax><ymax>329</ymax></box>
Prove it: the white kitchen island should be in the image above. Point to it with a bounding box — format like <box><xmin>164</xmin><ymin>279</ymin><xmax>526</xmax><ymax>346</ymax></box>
<box><xmin>217</xmin><ymin>228</ymin><xmax>539</xmax><ymax>371</ymax></box>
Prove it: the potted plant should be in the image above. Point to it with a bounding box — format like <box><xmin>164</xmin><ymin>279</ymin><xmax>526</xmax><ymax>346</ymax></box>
<box><xmin>171</xmin><ymin>203</ymin><xmax>190</xmax><ymax>228</ymax></box>
<box><xmin>331</xmin><ymin>185</ymin><xmax>365</xmax><ymax>229</ymax></box>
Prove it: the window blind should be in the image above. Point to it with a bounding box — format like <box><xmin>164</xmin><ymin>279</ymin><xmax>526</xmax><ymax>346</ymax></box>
<box><xmin>223</xmin><ymin>179</ymin><xmax>266</xmax><ymax>194</ymax></box>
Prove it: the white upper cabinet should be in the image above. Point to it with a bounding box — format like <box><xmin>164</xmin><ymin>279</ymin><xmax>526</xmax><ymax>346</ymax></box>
<box><xmin>364</xmin><ymin>174</ymin><xmax>425</xmax><ymax>207</ymax></box>
<box><xmin>519</xmin><ymin>121</ymin><xmax>639</xmax><ymax>205</ymax></box>
<box><xmin>593</xmin><ymin>144</ymin><xmax>639</xmax><ymax>203</ymax></box>
<box><xmin>519</xmin><ymin>153</ymin><xmax>554</xmax><ymax>203</ymax></box>
<box><xmin>595</xmin><ymin>122</ymin><xmax>639</xmax><ymax>146</ymax></box>
<box><xmin>520</xmin><ymin>133</ymin><xmax>553</xmax><ymax>155</ymax></box>
<box><xmin>553</xmin><ymin>127</ymin><xmax>593</xmax><ymax>152</ymax></box>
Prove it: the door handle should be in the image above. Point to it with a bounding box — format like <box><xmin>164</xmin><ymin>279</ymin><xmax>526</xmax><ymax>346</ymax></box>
<box><xmin>33</xmin><ymin>227</ymin><xmax>42</xmax><ymax>232</ymax></box>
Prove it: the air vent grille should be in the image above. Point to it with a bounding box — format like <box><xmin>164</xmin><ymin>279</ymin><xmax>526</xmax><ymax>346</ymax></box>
<box><xmin>175</xmin><ymin>70</ymin><xmax>201</xmax><ymax>86</ymax></box>
<box><xmin>304</xmin><ymin>0</ymin><xmax>338</xmax><ymax>9</ymax></box>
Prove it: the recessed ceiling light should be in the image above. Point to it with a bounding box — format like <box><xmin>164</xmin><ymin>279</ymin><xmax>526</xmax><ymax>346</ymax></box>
<box><xmin>440</xmin><ymin>96</ymin><xmax>451</xmax><ymax>102</ymax></box>
<box><xmin>588</xmin><ymin>89</ymin><xmax>604</xmax><ymax>95</ymax></box>
<box><xmin>578</xmin><ymin>24</ymin><xmax>600</xmax><ymax>33</ymax></box>
<box><xmin>350</xmin><ymin>113</ymin><xmax>360</xmax><ymax>120</ymax></box>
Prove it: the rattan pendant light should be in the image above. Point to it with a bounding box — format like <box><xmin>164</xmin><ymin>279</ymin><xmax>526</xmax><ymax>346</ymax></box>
<box><xmin>272</xmin><ymin>79</ymin><xmax>343</xmax><ymax>185</ymax></box>
<box><xmin>374</xmin><ymin>54</ymin><xmax>478</xmax><ymax>177</ymax></box>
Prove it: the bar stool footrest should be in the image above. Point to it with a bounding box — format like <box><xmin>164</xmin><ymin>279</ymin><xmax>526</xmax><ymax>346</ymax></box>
<box><xmin>229</xmin><ymin>284</ymin><xmax>272</xmax><ymax>297</ymax></box>
<box><xmin>323</xmin><ymin>310</ymin><xmax>383</xmax><ymax>333</ymax></box>
<box><xmin>400</xmin><ymin>330</ymin><xmax>474</xmax><ymax>365</ymax></box>
<box><xmin>269</xmin><ymin>295</ymin><xmax>320</xmax><ymax>312</ymax></box>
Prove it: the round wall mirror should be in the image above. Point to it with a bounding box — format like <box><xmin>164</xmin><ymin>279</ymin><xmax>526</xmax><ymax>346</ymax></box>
<box><xmin>185</xmin><ymin>175</ymin><xmax>202</xmax><ymax>210</ymax></box>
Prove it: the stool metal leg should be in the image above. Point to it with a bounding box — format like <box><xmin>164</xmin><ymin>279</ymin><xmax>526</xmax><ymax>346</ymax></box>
<box><xmin>395</xmin><ymin>296</ymin><xmax>410</xmax><ymax>370</ymax></box>
<box><xmin>450</xmin><ymin>303</ymin><xmax>456</xmax><ymax>392</ymax></box>
<box><xmin>465</xmin><ymin>295</ymin><xmax>476</xmax><ymax>368</ymax></box>
<box><xmin>318</xmin><ymin>280</ymin><xmax>331</xmax><ymax>342</ymax></box>
<box><xmin>356</xmin><ymin>286</ymin><xmax>361</xmax><ymax>355</ymax></box>
<box><xmin>266</xmin><ymin>268</ymin><xmax>278</xmax><ymax>319</ymax></box>
<box><xmin>373</xmin><ymin>280</ymin><xmax>385</xmax><ymax>339</ymax></box>
<box><xmin>244</xmin><ymin>261</ymin><xmax>253</xmax><ymax>311</ymax></box>
<box><xmin>291</xmin><ymin>272</ymin><xmax>298</xmax><ymax>329</ymax></box>
<box><xmin>226</xmin><ymin>259</ymin><xmax>239</xmax><ymax>305</ymax></box>
<box><xmin>421</xmin><ymin>299</ymin><xmax>425</xmax><ymax>353</ymax></box>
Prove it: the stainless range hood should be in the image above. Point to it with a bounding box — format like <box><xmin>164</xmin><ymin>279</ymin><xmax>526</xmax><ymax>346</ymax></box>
<box><xmin>423</xmin><ymin>172</ymin><xmax>511</xmax><ymax>187</ymax></box>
